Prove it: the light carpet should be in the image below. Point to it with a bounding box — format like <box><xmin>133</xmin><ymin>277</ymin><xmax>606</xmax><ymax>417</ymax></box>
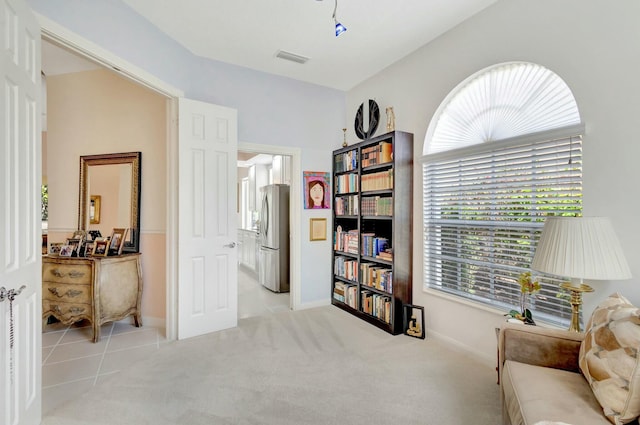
<box><xmin>42</xmin><ymin>306</ymin><xmax>501</xmax><ymax>425</ymax></box>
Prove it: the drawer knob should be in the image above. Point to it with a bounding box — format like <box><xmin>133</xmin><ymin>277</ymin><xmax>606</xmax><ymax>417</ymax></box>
<box><xmin>51</xmin><ymin>269</ymin><xmax>66</xmax><ymax>278</ymax></box>
<box><xmin>50</xmin><ymin>269</ymin><xmax>85</xmax><ymax>279</ymax></box>
<box><xmin>48</xmin><ymin>287</ymin><xmax>82</xmax><ymax>298</ymax></box>
<box><xmin>51</xmin><ymin>304</ymin><xmax>85</xmax><ymax>315</ymax></box>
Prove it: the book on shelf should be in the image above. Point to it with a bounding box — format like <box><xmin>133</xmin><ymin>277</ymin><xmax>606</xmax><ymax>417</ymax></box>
<box><xmin>334</xmin><ymin>281</ymin><xmax>358</xmax><ymax>309</ymax></box>
<box><xmin>360</xmin><ymin>263</ymin><xmax>393</xmax><ymax>293</ymax></box>
<box><xmin>334</xmin><ymin>150</ymin><xmax>358</xmax><ymax>173</ymax></box>
<box><xmin>335</xmin><ymin>173</ymin><xmax>359</xmax><ymax>194</ymax></box>
<box><xmin>361</xmin><ymin>196</ymin><xmax>393</xmax><ymax>216</ymax></box>
<box><xmin>335</xmin><ymin>194</ymin><xmax>359</xmax><ymax>216</ymax></box>
<box><xmin>361</xmin><ymin>169</ymin><xmax>393</xmax><ymax>191</ymax></box>
<box><xmin>361</xmin><ymin>141</ymin><xmax>393</xmax><ymax>168</ymax></box>
<box><xmin>334</xmin><ymin>226</ymin><xmax>359</xmax><ymax>254</ymax></box>
<box><xmin>361</xmin><ymin>234</ymin><xmax>389</xmax><ymax>258</ymax></box>
<box><xmin>333</xmin><ymin>281</ymin><xmax>346</xmax><ymax>303</ymax></box>
<box><xmin>334</xmin><ymin>256</ymin><xmax>358</xmax><ymax>281</ymax></box>
<box><xmin>361</xmin><ymin>290</ymin><xmax>392</xmax><ymax>323</ymax></box>
<box><xmin>376</xmin><ymin>249</ymin><xmax>393</xmax><ymax>262</ymax></box>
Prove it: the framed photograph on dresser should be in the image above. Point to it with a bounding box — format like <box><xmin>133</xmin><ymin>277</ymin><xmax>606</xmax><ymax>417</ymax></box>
<box><xmin>92</xmin><ymin>240</ymin><xmax>109</xmax><ymax>256</ymax></box>
<box><xmin>59</xmin><ymin>245</ymin><xmax>74</xmax><ymax>257</ymax></box>
<box><xmin>108</xmin><ymin>228</ymin><xmax>129</xmax><ymax>255</ymax></box>
<box><xmin>66</xmin><ymin>238</ymin><xmax>82</xmax><ymax>256</ymax></box>
<box><xmin>84</xmin><ymin>241</ymin><xmax>95</xmax><ymax>257</ymax></box>
<box><xmin>48</xmin><ymin>242</ymin><xmax>63</xmax><ymax>256</ymax></box>
<box><xmin>72</xmin><ymin>230</ymin><xmax>87</xmax><ymax>242</ymax></box>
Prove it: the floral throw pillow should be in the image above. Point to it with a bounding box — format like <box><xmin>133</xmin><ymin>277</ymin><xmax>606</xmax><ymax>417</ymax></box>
<box><xmin>579</xmin><ymin>293</ymin><xmax>640</xmax><ymax>424</ymax></box>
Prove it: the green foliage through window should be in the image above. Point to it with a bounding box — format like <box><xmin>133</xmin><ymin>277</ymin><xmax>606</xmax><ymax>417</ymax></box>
<box><xmin>41</xmin><ymin>184</ymin><xmax>48</xmax><ymax>221</ymax></box>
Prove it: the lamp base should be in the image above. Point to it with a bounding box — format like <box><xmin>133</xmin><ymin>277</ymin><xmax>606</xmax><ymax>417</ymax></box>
<box><xmin>560</xmin><ymin>282</ymin><xmax>594</xmax><ymax>332</ymax></box>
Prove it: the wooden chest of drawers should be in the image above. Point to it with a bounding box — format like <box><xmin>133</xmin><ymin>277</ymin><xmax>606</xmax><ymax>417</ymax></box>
<box><xmin>42</xmin><ymin>253</ymin><xmax>142</xmax><ymax>342</ymax></box>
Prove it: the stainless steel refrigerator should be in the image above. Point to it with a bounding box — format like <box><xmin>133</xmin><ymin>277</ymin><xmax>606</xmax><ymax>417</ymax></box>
<box><xmin>258</xmin><ymin>184</ymin><xmax>290</xmax><ymax>292</ymax></box>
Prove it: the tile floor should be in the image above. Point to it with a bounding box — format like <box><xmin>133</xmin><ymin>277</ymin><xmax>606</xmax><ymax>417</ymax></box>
<box><xmin>42</xmin><ymin>266</ymin><xmax>290</xmax><ymax>416</ymax></box>
<box><xmin>238</xmin><ymin>266</ymin><xmax>290</xmax><ymax>318</ymax></box>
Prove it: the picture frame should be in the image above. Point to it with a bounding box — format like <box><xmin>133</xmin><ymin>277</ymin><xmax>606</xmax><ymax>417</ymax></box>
<box><xmin>84</xmin><ymin>241</ymin><xmax>95</xmax><ymax>257</ymax></box>
<box><xmin>92</xmin><ymin>240</ymin><xmax>109</xmax><ymax>256</ymax></box>
<box><xmin>108</xmin><ymin>228</ymin><xmax>129</xmax><ymax>255</ymax></box>
<box><xmin>309</xmin><ymin>218</ymin><xmax>327</xmax><ymax>241</ymax></box>
<box><xmin>303</xmin><ymin>171</ymin><xmax>330</xmax><ymax>209</ymax></box>
<box><xmin>66</xmin><ymin>238</ymin><xmax>82</xmax><ymax>256</ymax></box>
<box><xmin>59</xmin><ymin>245</ymin><xmax>74</xmax><ymax>257</ymax></box>
<box><xmin>72</xmin><ymin>230</ymin><xmax>87</xmax><ymax>242</ymax></box>
<box><xmin>90</xmin><ymin>195</ymin><xmax>101</xmax><ymax>224</ymax></box>
<box><xmin>87</xmin><ymin>230</ymin><xmax>102</xmax><ymax>241</ymax></box>
<box><xmin>48</xmin><ymin>242</ymin><xmax>63</xmax><ymax>256</ymax></box>
<box><xmin>403</xmin><ymin>304</ymin><xmax>425</xmax><ymax>339</ymax></box>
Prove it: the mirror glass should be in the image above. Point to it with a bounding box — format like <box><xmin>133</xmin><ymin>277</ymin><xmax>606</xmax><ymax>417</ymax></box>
<box><xmin>79</xmin><ymin>152</ymin><xmax>141</xmax><ymax>253</ymax></box>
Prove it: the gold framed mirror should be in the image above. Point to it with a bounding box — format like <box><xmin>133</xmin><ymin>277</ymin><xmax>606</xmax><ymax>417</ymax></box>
<box><xmin>79</xmin><ymin>152</ymin><xmax>141</xmax><ymax>253</ymax></box>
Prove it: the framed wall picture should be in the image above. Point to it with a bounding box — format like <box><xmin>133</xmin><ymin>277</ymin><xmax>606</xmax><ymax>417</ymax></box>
<box><xmin>90</xmin><ymin>195</ymin><xmax>101</xmax><ymax>224</ymax></box>
<box><xmin>303</xmin><ymin>171</ymin><xmax>330</xmax><ymax>209</ymax></box>
<box><xmin>109</xmin><ymin>228</ymin><xmax>129</xmax><ymax>255</ymax></box>
<box><xmin>403</xmin><ymin>304</ymin><xmax>425</xmax><ymax>339</ymax></box>
<box><xmin>310</xmin><ymin>218</ymin><xmax>327</xmax><ymax>241</ymax></box>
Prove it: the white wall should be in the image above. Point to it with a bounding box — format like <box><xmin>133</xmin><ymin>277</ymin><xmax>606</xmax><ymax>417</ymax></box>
<box><xmin>347</xmin><ymin>0</ymin><xmax>640</xmax><ymax>365</ymax></box>
<box><xmin>28</xmin><ymin>0</ymin><xmax>346</xmax><ymax>307</ymax></box>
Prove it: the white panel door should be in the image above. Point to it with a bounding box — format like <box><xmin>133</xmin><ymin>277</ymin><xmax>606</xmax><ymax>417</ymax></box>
<box><xmin>178</xmin><ymin>98</ymin><xmax>238</xmax><ymax>339</ymax></box>
<box><xmin>0</xmin><ymin>0</ymin><xmax>42</xmax><ymax>423</ymax></box>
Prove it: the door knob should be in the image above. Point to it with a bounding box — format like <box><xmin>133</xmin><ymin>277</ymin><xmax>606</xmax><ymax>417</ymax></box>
<box><xmin>224</xmin><ymin>242</ymin><xmax>236</xmax><ymax>248</ymax></box>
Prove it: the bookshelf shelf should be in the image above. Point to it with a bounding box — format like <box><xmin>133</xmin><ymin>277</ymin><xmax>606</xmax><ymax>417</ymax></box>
<box><xmin>331</xmin><ymin>131</ymin><xmax>413</xmax><ymax>335</ymax></box>
<box><xmin>360</xmin><ymin>255</ymin><xmax>392</xmax><ymax>266</ymax></box>
<box><xmin>361</xmin><ymin>216</ymin><xmax>392</xmax><ymax>221</ymax></box>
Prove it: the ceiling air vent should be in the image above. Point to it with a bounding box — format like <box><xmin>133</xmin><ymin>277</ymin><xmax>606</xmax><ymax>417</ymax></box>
<box><xmin>275</xmin><ymin>50</ymin><xmax>309</xmax><ymax>65</ymax></box>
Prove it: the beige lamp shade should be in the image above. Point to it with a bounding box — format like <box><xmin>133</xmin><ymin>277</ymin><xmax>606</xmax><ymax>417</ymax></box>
<box><xmin>532</xmin><ymin>216</ymin><xmax>632</xmax><ymax>280</ymax></box>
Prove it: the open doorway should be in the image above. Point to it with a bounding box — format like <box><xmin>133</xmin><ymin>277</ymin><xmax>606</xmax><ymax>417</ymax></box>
<box><xmin>40</xmin><ymin>37</ymin><xmax>171</xmax><ymax>415</ymax></box>
<box><xmin>38</xmin><ymin>23</ymin><xmax>304</xmax><ymax>416</ymax></box>
<box><xmin>237</xmin><ymin>150</ymin><xmax>291</xmax><ymax>319</ymax></box>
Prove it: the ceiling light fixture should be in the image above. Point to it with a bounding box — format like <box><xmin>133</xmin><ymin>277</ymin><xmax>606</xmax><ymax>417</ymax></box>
<box><xmin>332</xmin><ymin>0</ymin><xmax>347</xmax><ymax>37</ymax></box>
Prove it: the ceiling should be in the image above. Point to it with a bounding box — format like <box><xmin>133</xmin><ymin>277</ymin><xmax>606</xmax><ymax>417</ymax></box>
<box><xmin>108</xmin><ymin>0</ymin><xmax>497</xmax><ymax>91</ymax></box>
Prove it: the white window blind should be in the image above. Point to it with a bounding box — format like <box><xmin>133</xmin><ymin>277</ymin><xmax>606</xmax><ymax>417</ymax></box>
<box><xmin>425</xmin><ymin>62</ymin><xmax>581</xmax><ymax>155</ymax></box>
<box><xmin>423</xmin><ymin>131</ymin><xmax>582</xmax><ymax>326</ymax></box>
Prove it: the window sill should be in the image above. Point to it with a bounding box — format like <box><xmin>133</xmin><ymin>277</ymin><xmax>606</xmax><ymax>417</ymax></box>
<box><xmin>421</xmin><ymin>286</ymin><xmax>565</xmax><ymax>330</ymax></box>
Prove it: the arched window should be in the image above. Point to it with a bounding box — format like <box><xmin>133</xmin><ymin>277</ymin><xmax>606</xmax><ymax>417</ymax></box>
<box><xmin>422</xmin><ymin>62</ymin><xmax>583</xmax><ymax>326</ymax></box>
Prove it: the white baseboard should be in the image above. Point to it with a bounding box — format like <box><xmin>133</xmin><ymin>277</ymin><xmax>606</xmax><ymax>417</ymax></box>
<box><xmin>114</xmin><ymin>315</ymin><xmax>166</xmax><ymax>335</ymax></box>
<box><xmin>427</xmin><ymin>328</ymin><xmax>496</xmax><ymax>370</ymax></box>
<box><xmin>296</xmin><ymin>298</ymin><xmax>331</xmax><ymax>310</ymax></box>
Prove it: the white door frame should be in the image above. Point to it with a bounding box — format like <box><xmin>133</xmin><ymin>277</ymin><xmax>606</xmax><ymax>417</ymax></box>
<box><xmin>36</xmin><ymin>14</ymin><xmax>303</xmax><ymax>341</ymax></box>
<box><xmin>238</xmin><ymin>142</ymin><xmax>302</xmax><ymax>312</ymax></box>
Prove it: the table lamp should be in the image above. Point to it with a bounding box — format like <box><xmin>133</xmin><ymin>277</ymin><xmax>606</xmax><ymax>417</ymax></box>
<box><xmin>531</xmin><ymin>216</ymin><xmax>632</xmax><ymax>332</ymax></box>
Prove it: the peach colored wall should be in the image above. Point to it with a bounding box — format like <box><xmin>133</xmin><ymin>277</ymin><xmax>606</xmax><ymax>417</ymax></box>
<box><xmin>46</xmin><ymin>68</ymin><xmax>167</xmax><ymax>321</ymax></box>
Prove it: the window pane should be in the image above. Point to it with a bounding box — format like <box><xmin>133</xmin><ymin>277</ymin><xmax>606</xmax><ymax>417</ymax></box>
<box><xmin>423</xmin><ymin>134</ymin><xmax>582</xmax><ymax>327</ymax></box>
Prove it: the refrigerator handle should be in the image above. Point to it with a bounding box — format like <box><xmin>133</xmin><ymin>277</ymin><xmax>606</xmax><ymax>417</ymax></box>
<box><xmin>262</xmin><ymin>193</ymin><xmax>269</xmax><ymax>238</ymax></box>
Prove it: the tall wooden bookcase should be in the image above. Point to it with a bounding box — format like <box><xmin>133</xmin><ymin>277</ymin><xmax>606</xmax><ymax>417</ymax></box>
<box><xmin>331</xmin><ymin>130</ymin><xmax>413</xmax><ymax>335</ymax></box>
